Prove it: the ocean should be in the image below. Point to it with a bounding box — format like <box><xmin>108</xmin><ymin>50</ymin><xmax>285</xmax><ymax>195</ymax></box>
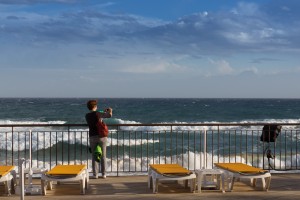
<box><xmin>1</xmin><ymin>98</ymin><xmax>300</xmax><ymax>172</ymax></box>
<box><xmin>1</xmin><ymin>98</ymin><xmax>300</xmax><ymax>125</ymax></box>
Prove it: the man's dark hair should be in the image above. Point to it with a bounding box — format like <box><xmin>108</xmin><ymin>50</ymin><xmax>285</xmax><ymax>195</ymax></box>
<box><xmin>87</xmin><ymin>100</ymin><xmax>97</xmax><ymax>110</ymax></box>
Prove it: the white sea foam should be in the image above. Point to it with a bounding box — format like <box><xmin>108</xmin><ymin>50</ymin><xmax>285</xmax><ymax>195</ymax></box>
<box><xmin>0</xmin><ymin>131</ymin><xmax>160</xmax><ymax>151</ymax></box>
<box><xmin>109</xmin><ymin>138</ymin><xmax>159</xmax><ymax>146</ymax></box>
<box><xmin>114</xmin><ymin>118</ymin><xmax>300</xmax><ymax>132</ymax></box>
<box><xmin>1</xmin><ymin>118</ymin><xmax>300</xmax><ymax>131</ymax></box>
<box><xmin>1</xmin><ymin>118</ymin><xmax>300</xmax><ymax>151</ymax></box>
<box><xmin>0</xmin><ymin>120</ymin><xmax>66</xmax><ymax>125</ymax></box>
<box><xmin>0</xmin><ymin>132</ymin><xmax>83</xmax><ymax>151</ymax></box>
<box><xmin>112</xmin><ymin>118</ymin><xmax>141</xmax><ymax>125</ymax></box>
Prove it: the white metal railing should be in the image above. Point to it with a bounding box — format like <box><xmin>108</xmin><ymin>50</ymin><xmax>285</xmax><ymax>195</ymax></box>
<box><xmin>1</xmin><ymin>123</ymin><xmax>300</xmax><ymax>175</ymax></box>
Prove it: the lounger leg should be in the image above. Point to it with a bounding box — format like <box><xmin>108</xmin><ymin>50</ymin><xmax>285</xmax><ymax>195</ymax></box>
<box><xmin>215</xmin><ymin>174</ymin><xmax>220</xmax><ymax>190</ymax></box>
<box><xmin>151</xmin><ymin>173</ymin><xmax>158</xmax><ymax>193</ymax></box>
<box><xmin>149</xmin><ymin>176</ymin><xmax>153</xmax><ymax>189</ymax></box>
<box><xmin>197</xmin><ymin>173</ymin><xmax>203</xmax><ymax>193</ymax></box>
<box><xmin>184</xmin><ymin>180</ymin><xmax>188</xmax><ymax>188</ymax></box>
<box><xmin>47</xmin><ymin>181</ymin><xmax>53</xmax><ymax>190</ymax></box>
<box><xmin>265</xmin><ymin>176</ymin><xmax>271</xmax><ymax>191</ymax></box>
<box><xmin>152</xmin><ymin>178</ymin><xmax>158</xmax><ymax>193</ymax></box>
<box><xmin>10</xmin><ymin>178</ymin><xmax>15</xmax><ymax>194</ymax></box>
<box><xmin>223</xmin><ymin>171</ymin><xmax>232</xmax><ymax>192</ymax></box>
<box><xmin>85</xmin><ymin>169</ymin><xmax>89</xmax><ymax>190</ymax></box>
<box><xmin>251</xmin><ymin>178</ymin><xmax>257</xmax><ymax>187</ymax></box>
<box><xmin>190</xmin><ymin>178</ymin><xmax>196</xmax><ymax>192</ymax></box>
<box><xmin>4</xmin><ymin>180</ymin><xmax>11</xmax><ymax>196</ymax></box>
<box><xmin>41</xmin><ymin>179</ymin><xmax>47</xmax><ymax>196</ymax></box>
<box><xmin>260</xmin><ymin>177</ymin><xmax>266</xmax><ymax>190</ymax></box>
<box><xmin>85</xmin><ymin>177</ymin><xmax>89</xmax><ymax>190</ymax></box>
<box><xmin>80</xmin><ymin>179</ymin><xmax>85</xmax><ymax>195</ymax></box>
<box><xmin>230</xmin><ymin>177</ymin><xmax>236</xmax><ymax>191</ymax></box>
<box><xmin>11</xmin><ymin>170</ymin><xmax>16</xmax><ymax>194</ymax></box>
<box><xmin>221</xmin><ymin>174</ymin><xmax>225</xmax><ymax>193</ymax></box>
<box><xmin>153</xmin><ymin>178</ymin><xmax>159</xmax><ymax>193</ymax></box>
<box><xmin>148</xmin><ymin>169</ymin><xmax>152</xmax><ymax>189</ymax></box>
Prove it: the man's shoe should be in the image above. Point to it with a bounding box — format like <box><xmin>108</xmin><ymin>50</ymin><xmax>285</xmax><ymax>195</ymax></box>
<box><xmin>91</xmin><ymin>175</ymin><xmax>98</xmax><ymax>179</ymax></box>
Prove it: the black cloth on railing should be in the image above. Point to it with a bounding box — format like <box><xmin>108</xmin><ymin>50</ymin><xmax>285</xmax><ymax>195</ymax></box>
<box><xmin>260</xmin><ymin>124</ymin><xmax>282</xmax><ymax>143</ymax></box>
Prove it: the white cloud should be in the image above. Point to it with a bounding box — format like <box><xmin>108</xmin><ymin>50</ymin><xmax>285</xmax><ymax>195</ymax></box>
<box><xmin>1</xmin><ymin>0</ymin><xmax>300</xmax><ymax>98</ymax></box>
<box><xmin>119</xmin><ymin>58</ymin><xmax>185</xmax><ymax>74</ymax></box>
<box><xmin>1</xmin><ymin>0</ymin><xmax>300</xmax><ymax>57</ymax></box>
<box><xmin>232</xmin><ymin>2</ymin><xmax>260</xmax><ymax>16</ymax></box>
<box><xmin>208</xmin><ymin>58</ymin><xmax>234</xmax><ymax>75</ymax></box>
<box><xmin>239</xmin><ymin>67</ymin><xmax>258</xmax><ymax>76</ymax></box>
<box><xmin>217</xmin><ymin>60</ymin><xmax>234</xmax><ymax>75</ymax></box>
<box><xmin>281</xmin><ymin>6</ymin><xmax>290</xmax><ymax>11</ymax></box>
<box><xmin>235</xmin><ymin>32</ymin><xmax>252</xmax><ymax>43</ymax></box>
<box><xmin>121</xmin><ymin>64</ymin><xmax>167</xmax><ymax>74</ymax></box>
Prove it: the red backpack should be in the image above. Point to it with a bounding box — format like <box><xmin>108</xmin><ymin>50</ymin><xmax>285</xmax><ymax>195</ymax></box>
<box><xmin>98</xmin><ymin>120</ymin><xmax>109</xmax><ymax>137</ymax></box>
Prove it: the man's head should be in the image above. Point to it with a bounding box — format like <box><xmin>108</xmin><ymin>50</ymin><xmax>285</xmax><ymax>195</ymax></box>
<box><xmin>87</xmin><ymin>100</ymin><xmax>97</xmax><ymax>110</ymax></box>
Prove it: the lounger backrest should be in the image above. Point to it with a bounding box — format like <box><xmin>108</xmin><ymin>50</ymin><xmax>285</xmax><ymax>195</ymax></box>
<box><xmin>46</xmin><ymin>165</ymin><xmax>86</xmax><ymax>176</ymax></box>
<box><xmin>0</xmin><ymin>166</ymin><xmax>15</xmax><ymax>177</ymax></box>
<box><xmin>150</xmin><ymin>164</ymin><xmax>192</xmax><ymax>175</ymax></box>
<box><xmin>215</xmin><ymin>163</ymin><xmax>267</xmax><ymax>174</ymax></box>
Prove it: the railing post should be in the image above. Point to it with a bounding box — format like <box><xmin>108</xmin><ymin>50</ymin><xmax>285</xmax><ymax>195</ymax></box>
<box><xmin>117</xmin><ymin>125</ymin><xmax>119</xmax><ymax>177</ymax></box>
<box><xmin>68</xmin><ymin>125</ymin><xmax>70</xmax><ymax>165</ymax></box>
<box><xmin>12</xmin><ymin>126</ymin><xmax>14</xmax><ymax>166</ymax></box>
<box><xmin>19</xmin><ymin>158</ymin><xmax>25</xmax><ymax>200</ymax></box>
<box><xmin>28</xmin><ymin>130</ymin><xmax>33</xmax><ymax>189</ymax></box>
<box><xmin>203</xmin><ymin>127</ymin><xmax>207</xmax><ymax>169</ymax></box>
<box><xmin>170</xmin><ymin>125</ymin><xmax>173</xmax><ymax>164</ymax></box>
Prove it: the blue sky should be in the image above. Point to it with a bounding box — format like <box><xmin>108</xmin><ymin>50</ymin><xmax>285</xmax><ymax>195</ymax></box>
<box><xmin>0</xmin><ymin>0</ymin><xmax>299</xmax><ymax>98</ymax></box>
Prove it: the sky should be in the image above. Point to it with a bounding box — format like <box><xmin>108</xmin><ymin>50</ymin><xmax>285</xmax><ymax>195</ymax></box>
<box><xmin>0</xmin><ymin>0</ymin><xmax>300</xmax><ymax>98</ymax></box>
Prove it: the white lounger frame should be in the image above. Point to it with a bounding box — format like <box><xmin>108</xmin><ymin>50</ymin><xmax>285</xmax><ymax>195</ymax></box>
<box><xmin>0</xmin><ymin>168</ymin><xmax>16</xmax><ymax>196</ymax></box>
<box><xmin>41</xmin><ymin>168</ymin><xmax>89</xmax><ymax>195</ymax></box>
<box><xmin>223</xmin><ymin>170</ymin><xmax>271</xmax><ymax>191</ymax></box>
<box><xmin>148</xmin><ymin>167</ymin><xmax>196</xmax><ymax>193</ymax></box>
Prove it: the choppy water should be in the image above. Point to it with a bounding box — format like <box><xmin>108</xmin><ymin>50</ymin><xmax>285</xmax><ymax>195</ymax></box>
<box><xmin>1</xmin><ymin>98</ymin><xmax>300</xmax><ymax>172</ymax></box>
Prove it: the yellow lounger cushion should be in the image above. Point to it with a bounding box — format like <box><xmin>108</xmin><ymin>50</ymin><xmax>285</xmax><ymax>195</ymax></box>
<box><xmin>0</xmin><ymin>166</ymin><xmax>15</xmax><ymax>177</ymax></box>
<box><xmin>215</xmin><ymin>163</ymin><xmax>267</xmax><ymax>174</ymax></box>
<box><xmin>149</xmin><ymin>164</ymin><xmax>192</xmax><ymax>175</ymax></box>
<box><xmin>46</xmin><ymin>165</ymin><xmax>86</xmax><ymax>176</ymax></box>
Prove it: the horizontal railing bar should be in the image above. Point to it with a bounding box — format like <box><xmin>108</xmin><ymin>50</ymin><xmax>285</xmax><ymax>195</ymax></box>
<box><xmin>0</xmin><ymin>122</ymin><xmax>297</xmax><ymax>128</ymax></box>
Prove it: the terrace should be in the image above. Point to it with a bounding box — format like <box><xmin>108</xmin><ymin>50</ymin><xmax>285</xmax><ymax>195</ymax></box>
<box><xmin>1</xmin><ymin>174</ymin><xmax>300</xmax><ymax>200</ymax></box>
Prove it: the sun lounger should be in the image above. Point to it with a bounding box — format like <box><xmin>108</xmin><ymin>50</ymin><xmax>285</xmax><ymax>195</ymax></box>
<box><xmin>0</xmin><ymin>165</ymin><xmax>16</xmax><ymax>196</ymax></box>
<box><xmin>148</xmin><ymin>164</ymin><xmax>196</xmax><ymax>193</ymax></box>
<box><xmin>41</xmin><ymin>164</ymin><xmax>89</xmax><ymax>195</ymax></box>
<box><xmin>214</xmin><ymin>163</ymin><xmax>271</xmax><ymax>192</ymax></box>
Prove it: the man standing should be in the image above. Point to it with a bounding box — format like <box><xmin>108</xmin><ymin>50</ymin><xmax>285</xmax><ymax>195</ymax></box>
<box><xmin>85</xmin><ymin>100</ymin><xmax>112</xmax><ymax>179</ymax></box>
